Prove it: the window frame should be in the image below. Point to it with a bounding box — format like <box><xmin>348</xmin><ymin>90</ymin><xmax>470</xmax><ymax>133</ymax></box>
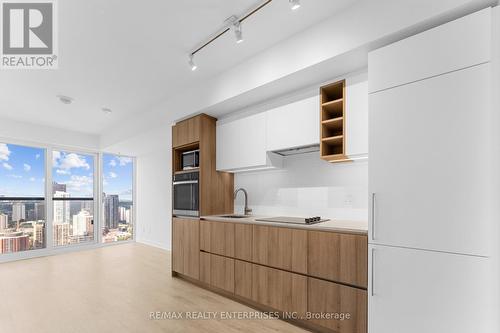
<box><xmin>0</xmin><ymin>136</ymin><xmax>136</xmax><ymax>263</ymax></box>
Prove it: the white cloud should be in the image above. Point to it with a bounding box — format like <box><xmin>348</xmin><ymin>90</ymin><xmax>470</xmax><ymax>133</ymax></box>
<box><xmin>35</xmin><ymin>154</ymin><xmax>40</xmax><ymax>160</ymax></box>
<box><xmin>29</xmin><ymin>177</ymin><xmax>35</xmax><ymax>182</ymax></box>
<box><xmin>52</xmin><ymin>150</ymin><xmax>61</xmax><ymax>166</ymax></box>
<box><xmin>23</xmin><ymin>163</ymin><xmax>31</xmax><ymax>172</ymax></box>
<box><xmin>66</xmin><ymin>175</ymin><xmax>93</xmax><ymax>195</ymax></box>
<box><xmin>118</xmin><ymin>156</ymin><xmax>132</xmax><ymax>166</ymax></box>
<box><xmin>8</xmin><ymin>174</ymin><xmax>22</xmax><ymax>179</ymax></box>
<box><xmin>0</xmin><ymin>144</ymin><xmax>10</xmax><ymax>161</ymax></box>
<box><xmin>56</xmin><ymin>169</ymin><xmax>71</xmax><ymax>175</ymax></box>
<box><xmin>2</xmin><ymin>162</ymin><xmax>13</xmax><ymax>170</ymax></box>
<box><xmin>109</xmin><ymin>159</ymin><xmax>117</xmax><ymax>167</ymax></box>
<box><xmin>58</xmin><ymin>153</ymin><xmax>90</xmax><ymax>170</ymax></box>
<box><xmin>109</xmin><ymin>171</ymin><xmax>117</xmax><ymax>179</ymax></box>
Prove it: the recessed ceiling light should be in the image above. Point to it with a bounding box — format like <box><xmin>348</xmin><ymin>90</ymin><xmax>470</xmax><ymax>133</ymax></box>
<box><xmin>289</xmin><ymin>0</ymin><xmax>301</xmax><ymax>10</ymax></box>
<box><xmin>56</xmin><ymin>95</ymin><xmax>74</xmax><ymax>105</ymax></box>
<box><xmin>102</xmin><ymin>107</ymin><xmax>112</xmax><ymax>114</ymax></box>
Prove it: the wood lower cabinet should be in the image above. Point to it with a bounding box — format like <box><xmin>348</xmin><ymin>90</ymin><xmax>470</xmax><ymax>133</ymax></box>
<box><xmin>234</xmin><ymin>260</ymin><xmax>252</xmax><ymax>299</ymax></box>
<box><xmin>251</xmin><ymin>264</ymin><xmax>307</xmax><ymax>316</ymax></box>
<box><xmin>252</xmin><ymin>225</ymin><xmax>307</xmax><ymax>274</ymax></box>
<box><xmin>200</xmin><ymin>220</ymin><xmax>235</xmax><ymax>257</ymax></box>
<box><xmin>308</xmin><ymin>277</ymin><xmax>367</xmax><ymax>333</ymax></box>
<box><xmin>234</xmin><ymin>224</ymin><xmax>252</xmax><ymax>261</ymax></box>
<box><xmin>308</xmin><ymin>231</ymin><xmax>368</xmax><ymax>288</ymax></box>
<box><xmin>200</xmin><ymin>252</ymin><xmax>234</xmax><ymax>293</ymax></box>
<box><xmin>172</xmin><ymin>218</ymin><xmax>199</xmax><ymax>279</ymax></box>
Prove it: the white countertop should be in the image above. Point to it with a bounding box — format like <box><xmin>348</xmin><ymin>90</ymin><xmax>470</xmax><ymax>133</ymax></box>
<box><xmin>200</xmin><ymin>215</ymin><xmax>368</xmax><ymax>235</ymax></box>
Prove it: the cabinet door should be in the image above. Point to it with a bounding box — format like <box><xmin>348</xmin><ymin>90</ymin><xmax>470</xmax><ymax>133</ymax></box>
<box><xmin>172</xmin><ymin>218</ymin><xmax>199</xmax><ymax>279</ymax></box>
<box><xmin>251</xmin><ymin>264</ymin><xmax>307</xmax><ymax>315</ymax></box>
<box><xmin>368</xmin><ymin>9</ymin><xmax>490</xmax><ymax>92</ymax></box>
<box><xmin>345</xmin><ymin>72</ymin><xmax>368</xmax><ymax>159</ymax></box>
<box><xmin>200</xmin><ymin>220</ymin><xmax>234</xmax><ymax>257</ymax></box>
<box><xmin>172</xmin><ymin>116</ymin><xmax>200</xmax><ymax>147</ymax></box>
<box><xmin>235</xmin><ymin>260</ymin><xmax>252</xmax><ymax>299</ymax></box>
<box><xmin>308</xmin><ymin>231</ymin><xmax>367</xmax><ymax>288</ymax></box>
<box><xmin>216</xmin><ymin>112</ymin><xmax>267</xmax><ymax>171</ymax></box>
<box><xmin>252</xmin><ymin>225</ymin><xmax>307</xmax><ymax>274</ymax></box>
<box><xmin>200</xmin><ymin>253</ymin><xmax>235</xmax><ymax>293</ymax></box>
<box><xmin>369</xmin><ymin>64</ymin><xmax>491</xmax><ymax>256</ymax></box>
<box><xmin>308</xmin><ymin>277</ymin><xmax>367</xmax><ymax>333</ymax></box>
<box><xmin>234</xmin><ymin>223</ymin><xmax>252</xmax><ymax>261</ymax></box>
<box><xmin>266</xmin><ymin>95</ymin><xmax>319</xmax><ymax>151</ymax></box>
<box><xmin>369</xmin><ymin>245</ymin><xmax>492</xmax><ymax>333</ymax></box>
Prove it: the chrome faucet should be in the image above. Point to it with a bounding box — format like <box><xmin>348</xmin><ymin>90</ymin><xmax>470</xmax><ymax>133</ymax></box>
<box><xmin>234</xmin><ymin>188</ymin><xmax>252</xmax><ymax>216</ymax></box>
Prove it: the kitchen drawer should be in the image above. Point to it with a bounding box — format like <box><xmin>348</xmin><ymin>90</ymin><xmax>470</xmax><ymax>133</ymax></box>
<box><xmin>200</xmin><ymin>220</ymin><xmax>235</xmax><ymax>257</ymax></box>
<box><xmin>235</xmin><ymin>260</ymin><xmax>252</xmax><ymax>299</ymax></box>
<box><xmin>172</xmin><ymin>116</ymin><xmax>200</xmax><ymax>148</ymax></box>
<box><xmin>308</xmin><ymin>277</ymin><xmax>367</xmax><ymax>333</ymax></box>
<box><xmin>252</xmin><ymin>225</ymin><xmax>307</xmax><ymax>274</ymax></box>
<box><xmin>251</xmin><ymin>264</ymin><xmax>307</xmax><ymax>315</ymax></box>
<box><xmin>200</xmin><ymin>252</ymin><xmax>234</xmax><ymax>293</ymax></box>
<box><xmin>308</xmin><ymin>231</ymin><xmax>367</xmax><ymax>288</ymax></box>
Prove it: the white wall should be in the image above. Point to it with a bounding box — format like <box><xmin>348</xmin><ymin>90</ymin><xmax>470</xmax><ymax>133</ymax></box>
<box><xmin>234</xmin><ymin>153</ymin><xmax>368</xmax><ymax>222</ymax></box>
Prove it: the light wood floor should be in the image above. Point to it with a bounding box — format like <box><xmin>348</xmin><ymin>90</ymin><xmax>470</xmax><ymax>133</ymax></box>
<box><xmin>0</xmin><ymin>243</ymin><xmax>308</xmax><ymax>333</ymax></box>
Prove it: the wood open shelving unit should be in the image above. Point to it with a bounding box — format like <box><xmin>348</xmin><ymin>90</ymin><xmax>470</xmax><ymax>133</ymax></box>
<box><xmin>320</xmin><ymin>80</ymin><xmax>348</xmax><ymax>162</ymax></box>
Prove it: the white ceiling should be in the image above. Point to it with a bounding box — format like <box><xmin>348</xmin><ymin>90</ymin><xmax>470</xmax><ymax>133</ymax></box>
<box><xmin>0</xmin><ymin>0</ymin><xmax>359</xmax><ymax>135</ymax></box>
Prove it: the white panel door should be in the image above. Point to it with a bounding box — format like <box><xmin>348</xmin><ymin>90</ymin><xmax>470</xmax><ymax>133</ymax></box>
<box><xmin>216</xmin><ymin>112</ymin><xmax>267</xmax><ymax>171</ymax></box>
<box><xmin>369</xmin><ymin>8</ymin><xmax>491</xmax><ymax>93</ymax></box>
<box><xmin>266</xmin><ymin>95</ymin><xmax>319</xmax><ymax>151</ymax></box>
<box><xmin>369</xmin><ymin>244</ymin><xmax>493</xmax><ymax>333</ymax></box>
<box><xmin>345</xmin><ymin>72</ymin><xmax>368</xmax><ymax>158</ymax></box>
<box><xmin>369</xmin><ymin>64</ymin><xmax>491</xmax><ymax>256</ymax></box>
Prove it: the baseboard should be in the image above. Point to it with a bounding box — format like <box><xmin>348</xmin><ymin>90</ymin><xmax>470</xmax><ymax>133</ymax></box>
<box><xmin>136</xmin><ymin>238</ymin><xmax>171</xmax><ymax>251</ymax></box>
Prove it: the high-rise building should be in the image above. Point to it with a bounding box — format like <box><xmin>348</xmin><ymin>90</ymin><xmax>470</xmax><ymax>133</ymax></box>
<box><xmin>53</xmin><ymin>191</ymin><xmax>70</xmax><ymax>224</ymax></box>
<box><xmin>72</xmin><ymin>210</ymin><xmax>92</xmax><ymax>236</ymax></box>
<box><xmin>32</xmin><ymin>222</ymin><xmax>45</xmax><ymax>249</ymax></box>
<box><xmin>12</xmin><ymin>203</ymin><xmax>26</xmax><ymax>222</ymax></box>
<box><xmin>53</xmin><ymin>223</ymin><xmax>70</xmax><ymax>246</ymax></box>
<box><xmin>52</xmin><ymin>181</ymin><xmax>66</xmax><ymax>194</ymax></box>
<box><xmin>104</xmin><ymin>195</ymin><xmax>119</xmax><ymax>229</ymax></box>
<box><xmin>0</xmin><ymin>213</ymin><xmax>8</xmax><ymax>230</ymax></box>
<box><xmin>35</xmin><ymin>202</ymin><xmax>45</xmax><ymax>221</ymax></box>
<box><xmin>0</xmin><ymin>231</ymin><xmax>29</xmax><ymax>253</ymax></box>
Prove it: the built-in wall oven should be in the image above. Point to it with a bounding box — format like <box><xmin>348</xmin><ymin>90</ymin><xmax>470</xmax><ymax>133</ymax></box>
<box><xmin>173</xmin><ymin>171</ymin><xmax>199</xmax><ymax>217</ymax></box>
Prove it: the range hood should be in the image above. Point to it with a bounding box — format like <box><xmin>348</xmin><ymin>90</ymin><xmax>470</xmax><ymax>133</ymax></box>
<box><xmin>271</xmin><ymin>144</ymin><xmax>320</xmax><ymax>156</ymax></box>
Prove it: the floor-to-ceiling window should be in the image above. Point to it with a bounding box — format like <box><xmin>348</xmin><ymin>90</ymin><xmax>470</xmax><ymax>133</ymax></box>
<box><xmin>52</xmin><ymin>150</ymin><xmax>96</xmax><ymax>246</ymax></box>
<box><xmin>102</xmin><ymin>154</ymin><xmax>134</xmax><ymax>243</ymax></box>
<box><xmin>0</xmin><ymin>143</ymin><xmax>46</xmax><ymax>254</ymax></box>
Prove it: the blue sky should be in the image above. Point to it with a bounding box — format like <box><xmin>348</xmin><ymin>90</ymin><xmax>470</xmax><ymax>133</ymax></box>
<box><xmin>0</xmin><ymin>143</ymin><xmax>133</xmax><ymax>200</ymax></box>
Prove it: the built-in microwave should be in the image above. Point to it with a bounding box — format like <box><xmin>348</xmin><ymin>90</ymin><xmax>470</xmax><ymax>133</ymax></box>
<box><xmin>173</xmin><ymin>171</ymin><xmax>199</xmax><ymax>217</ymax></box>
<box><xmin>181</xmin><ymin>149</ymin><xmax>199</xmax><ymax>170</ymax></box>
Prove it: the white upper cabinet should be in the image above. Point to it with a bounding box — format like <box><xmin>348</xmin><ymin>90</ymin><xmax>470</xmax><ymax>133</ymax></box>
<box><xmin>368</xmin><ymin>8</ymin><xmax>491</xmax><ymax>93</ymax></box>
<box><xmin>266</xmin><ymin>95</ymin><xmax>319</xmax><ymax>152</ymax></box>
<box><xmin>369</xmin><ymin>245</ymin><xmax>493</xmax><ymax>333</ymax></box>
<box><xmin>369</xmin><ymin>64</ymin><xmax>492</xmax><ymax>256</ymax></box>
<box><xmin>216</xmin><ymin>112</ymin><xmax>282</xmax><ymax>172</ymax></box>
<box><xmin>345</xmin><ymin>72</ymin><xmax>368</xmax><ymax>159</ymax></box>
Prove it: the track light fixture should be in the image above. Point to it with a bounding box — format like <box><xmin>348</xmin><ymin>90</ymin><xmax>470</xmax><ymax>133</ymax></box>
<box><xmin>188</xmin><ymin>54</ymin><xmax>197</xmax><ymax>71</ymax></box>
<box><xmin>289</xmin><ymin>0</ymin><xmax>301</xmax><ymax>10</ymax></box>
<box><xmin>226</xmin><ymin>16</ymin><xmax>244</xmax><ymax>44</ymax></box>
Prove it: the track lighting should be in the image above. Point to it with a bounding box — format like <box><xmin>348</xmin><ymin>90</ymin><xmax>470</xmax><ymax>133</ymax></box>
<box><xmin>188</xmin><ymin>54</ymin><xmax>197</xmax><ymax>71</ymax></box>
<box><xmin>289</xmin><ymin>0</ymin><xmax>301</xmax><ymax>10</ymax></box>
<box><xmin>226</xmin><ymin>16</ymin><xmax>244</xmax><ymax>44</ymax></box>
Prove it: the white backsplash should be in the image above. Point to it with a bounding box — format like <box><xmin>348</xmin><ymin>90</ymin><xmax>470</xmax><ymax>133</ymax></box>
<box><xmin>234</xmin><ymin>152</ymin><xmax>368</xmax><ymax>221</ymax></box>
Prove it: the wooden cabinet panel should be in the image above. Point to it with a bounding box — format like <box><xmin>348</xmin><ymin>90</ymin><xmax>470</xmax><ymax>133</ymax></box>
<box><xmin>252</xmin><ymin>225</ymin><xmax>307</xmax><ymax>274</ymax></box>
<box><xmin>308</xmin><ymin>277</ymin><xmax>367</xmax><ymax>333</ymax></box>
<box><xmin>172</xmin><ymin>218</ymin><xmax>199</xmax><ymax>280</ymax></box>
<box><xmin>172</xmin><ymin>116</ymin><xmax>200</xmax><ymax>148</ymax></box>
<box><xmin>234</xmin><ymin>223</ymin><xmax>252</xmax><ymax>261</ymax></box>
<box><xmin>234</xmin><ymin>260</ymin><xmax>252</xmax><ymax>299</ymax></box>
<box><xmin>200</xmin><ymin>253</ymin><xmax>234</xmax><ymax>293</ymax></box>
<box><xmin>251</xmin><ymin>264</ymin><xmax>307</xmax><ymax>315</ymax></box>
<box><xmin>200</xmin><ymin>220</ymin><xmax>234</xmax><ymax>257</ymax></box>
<box><xmin>308</xmin><ymin>231</ymin><xmax>367</xmax><ymax>288</ymax></box>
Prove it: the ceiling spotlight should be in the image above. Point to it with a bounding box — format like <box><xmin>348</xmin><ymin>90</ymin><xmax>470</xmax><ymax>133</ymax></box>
<box><xmin>56</xmin><ymin>95</ymin><xmax>74</xmax><ymax>105</ymax></box>
<box><xmin>289</xmin><ymin>0</ymin><xmax>301</xmax><ymax>10</ymax></box>
<box><xmin>102</xmin><ymin>107</ymin><xmax>112</xmax><ymax>114</ymax></box>
<box><xmin>226</xmin><ymin>16</ymin><xmax>243</xmax><ymax>44</ymax></box>
<box><xmin>188</xmin><ymin>54</ymin><xmax>197</xmax><ymax>71</ymax></box>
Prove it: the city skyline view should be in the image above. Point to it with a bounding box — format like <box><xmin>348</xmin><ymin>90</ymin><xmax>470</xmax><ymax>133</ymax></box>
<box><xmin>0</xmin><ymin>142</ymin><xmax>134</xmax><ymax>254</ymax></box>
